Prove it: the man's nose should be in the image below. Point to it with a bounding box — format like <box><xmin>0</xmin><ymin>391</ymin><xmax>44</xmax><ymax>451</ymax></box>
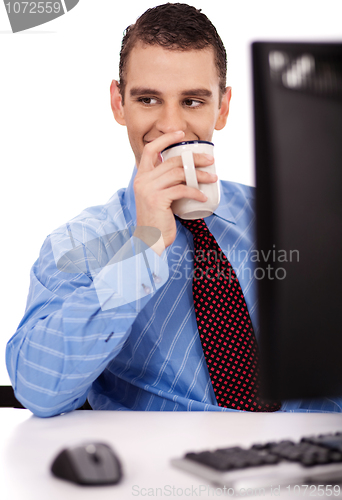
<box><xmin>156</xmin><ymin>103</ymin><xmax>187</xmax><ymax>134</ymax></box>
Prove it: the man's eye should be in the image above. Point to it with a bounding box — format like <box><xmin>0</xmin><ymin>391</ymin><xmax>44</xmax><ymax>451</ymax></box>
<box><xmin>138</xmin><ymin>97</ymin><xmax>158</xmax><ymax>105</ymax></box>
<box><xmin>183</xmin><ymin>99</ymin><xmax>202</xmax><ymax>108</ymax></box>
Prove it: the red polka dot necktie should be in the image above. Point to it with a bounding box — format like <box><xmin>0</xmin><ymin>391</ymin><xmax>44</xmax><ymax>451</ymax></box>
<box><xmin>177</xmin><ymin>217</ymin><xmax>281</xmax><ymax>412</ymax></box>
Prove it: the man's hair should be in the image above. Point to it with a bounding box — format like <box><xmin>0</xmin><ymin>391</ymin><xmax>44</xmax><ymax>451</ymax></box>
<box><xmin>118</xmin><ymin>3</ymin><xmax>227</xmax><ymax>104</ymax></box>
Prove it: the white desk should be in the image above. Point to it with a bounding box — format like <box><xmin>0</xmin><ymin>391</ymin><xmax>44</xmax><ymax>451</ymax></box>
<box><xmin>1</xmin><ymin>408</ymin><xmax>342</xmax><ymax>500</ymax></box>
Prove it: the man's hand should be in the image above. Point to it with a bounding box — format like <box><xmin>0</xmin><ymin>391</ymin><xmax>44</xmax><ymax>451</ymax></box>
<box><xmin>133</xmin><ymin>131</ymin><xmax>217</xmax><ymax>250</ymax></box>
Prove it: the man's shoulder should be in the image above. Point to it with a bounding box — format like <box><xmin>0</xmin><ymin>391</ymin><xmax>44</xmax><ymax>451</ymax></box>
<box><xmin>50</xmin><ymin>188</ymin><xmax>129</xmax><ymax>237</ymax></box>
<box><xmin>220</xmin><ymin>179</ymin><xmax>256</xmax><ymax>201</ymax></box>
<box><xmin>214</xmin><ymin>180</ymin><xmax>255</xmax><ymax>225</ymax></box>
<box><xmin>46</xmin><ymin>188</ymin><xmax>131</xmax><ymax>268</ymax></box>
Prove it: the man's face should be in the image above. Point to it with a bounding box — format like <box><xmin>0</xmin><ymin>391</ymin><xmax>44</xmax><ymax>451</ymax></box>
<box><xmin>112</xmin><ymin>42</ymin><xmax>230</xmax><ymax>166</ymax></box>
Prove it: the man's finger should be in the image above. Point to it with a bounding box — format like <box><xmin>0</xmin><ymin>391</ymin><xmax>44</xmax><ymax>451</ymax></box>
<box><xmin>166</xmin><ymin>184</ymin><xmax>208</xmax><ymax>202</ymax></box>
<box><xmin>139</xmin><ymin>131</ymin><xmax>185</xmax><ymax>172</ymax></box>
<box><xmin>192</xmin><ymin>152</ymin><xmax>215</xmax><ymax>167</ymax></box>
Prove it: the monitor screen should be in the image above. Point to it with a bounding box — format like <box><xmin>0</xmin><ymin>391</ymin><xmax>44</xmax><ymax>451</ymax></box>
<box><xmin>252</xmin><ymin>42</ymin><xmax>342</xmax><ymax>401</ymax></box>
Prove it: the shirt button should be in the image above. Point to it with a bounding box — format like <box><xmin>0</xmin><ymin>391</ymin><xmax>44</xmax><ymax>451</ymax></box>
<box><xmin>152</xmin><ymin>272</ymin><xmax>161</xmax><ymax>284</ymax></box>
<box><xmin>142</xmin><ymin>283</ymin><xmax>152</xmax><ymax>294</ymax></box>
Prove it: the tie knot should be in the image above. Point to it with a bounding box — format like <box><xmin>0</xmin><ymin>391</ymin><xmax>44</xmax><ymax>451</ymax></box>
<box><xmin>176</xmin><ymin>216</ymin><xmax>209</xmax><ymax>236</ymax></box>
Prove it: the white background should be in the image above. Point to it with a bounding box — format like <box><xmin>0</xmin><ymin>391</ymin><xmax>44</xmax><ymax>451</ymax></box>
<box><xmin>0</xmin><ymin>0</ymin><xmax>341</xmax><ymax>385</ymax></box>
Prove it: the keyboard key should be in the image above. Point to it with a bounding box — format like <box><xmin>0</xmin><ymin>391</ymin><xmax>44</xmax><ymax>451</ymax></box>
<box><xmin>185</xmin><ymin>452</ymin><xmax>234</xmax><ymax>471</ymax></box>
<box><xmin>182</xmin><ymin>431</ymin><xmax>342</xmax><ymax>473</ymax></box>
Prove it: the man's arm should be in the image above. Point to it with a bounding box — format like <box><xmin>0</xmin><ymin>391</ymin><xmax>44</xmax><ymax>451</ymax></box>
<box><xmin>6</xmin><ymin>229</ymin><xmax>168</xmax><ymax>417</ymax></box>
<box><xmin>6</xmin><ymin>131</ymin><xmax>217</xmax><ymax>417</ymax></box>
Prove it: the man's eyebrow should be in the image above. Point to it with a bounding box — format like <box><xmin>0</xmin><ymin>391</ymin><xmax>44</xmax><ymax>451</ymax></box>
<box><xmin>129</xmin><ymin>87</ymin><xmax>213</xmax><ymax>98</ymax></box>
<box><xmin>130</xmin><ymin>87</ymin><xmax>162</xmax><ymax>97</ymax></box>
<box><xmin>180</xmin><ymin>89</ymin><xmax>213</xmax><ymax>98</ymax></box>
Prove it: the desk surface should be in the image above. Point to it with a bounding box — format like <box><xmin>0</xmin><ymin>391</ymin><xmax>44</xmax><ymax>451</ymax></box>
<box><xmin>1</xmin><ymin>409</ymin><xmax>342</xmax><ymax>500</ymax></box>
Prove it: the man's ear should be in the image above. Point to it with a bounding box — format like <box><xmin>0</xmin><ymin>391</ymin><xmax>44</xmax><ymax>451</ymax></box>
<box><xmin>110</xmin><ymin>80</ymin><xmax>126</xmax><ymax>126</ymax></box>
<box><xmin>215</xmin><ymin>87</ymin><xmax>232</xmax><ymax>131</ymax></box>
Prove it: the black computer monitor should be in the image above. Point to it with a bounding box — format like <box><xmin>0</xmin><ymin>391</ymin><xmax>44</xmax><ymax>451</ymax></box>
<box><xmin>252</xmin><ymin>41</ymin><xmax>342</xmax><ymax>401</ymax></box>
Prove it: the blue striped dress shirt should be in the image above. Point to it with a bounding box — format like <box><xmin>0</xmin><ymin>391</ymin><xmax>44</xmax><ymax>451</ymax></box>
<box><xmin>6</xmin><ymin>167</ymin><xmax>342</xmax><ymax>416</ymax></box>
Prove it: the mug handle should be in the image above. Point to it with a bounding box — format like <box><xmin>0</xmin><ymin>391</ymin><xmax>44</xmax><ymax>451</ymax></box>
<box><xmin>181</xmin><ymin>150</ymin><xmax>199</xmax><ymax>190</ymax></box>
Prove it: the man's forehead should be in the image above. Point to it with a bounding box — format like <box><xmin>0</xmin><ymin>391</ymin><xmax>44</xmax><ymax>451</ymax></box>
<box><xmin>124</xmin><ymin>43</ymin><xmax>219</xmax><ymax>91</ymax></box>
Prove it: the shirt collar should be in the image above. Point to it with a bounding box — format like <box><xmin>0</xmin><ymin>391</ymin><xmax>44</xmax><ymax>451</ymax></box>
<box><xmin>124</xmin><ymin>166</ymin><xmax>236</xmax><ymax>226</ymax></box>
<box><xmin>212</xmin><ymin>181</ymin><xmax>236</xmax><ymax>224</ymax></box>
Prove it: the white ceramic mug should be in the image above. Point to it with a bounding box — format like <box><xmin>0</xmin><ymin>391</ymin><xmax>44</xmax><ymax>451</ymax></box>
<box><xmin>161</xmin><ymin>140</ymin><xmax>220</xmax><ymax>220</ymax></box>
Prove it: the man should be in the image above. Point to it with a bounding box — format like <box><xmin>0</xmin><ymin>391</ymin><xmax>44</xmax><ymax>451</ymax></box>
<box><xmin>6</xmin><ymin>3</ymin><xmax>342</xmax><ymax>417</ymax></box>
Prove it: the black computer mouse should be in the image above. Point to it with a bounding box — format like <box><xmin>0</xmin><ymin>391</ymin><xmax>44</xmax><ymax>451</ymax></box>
<box><xmin>51</xmin><ymin>442</ymin><xmax>123</xmax><ymax>485</ymax></box>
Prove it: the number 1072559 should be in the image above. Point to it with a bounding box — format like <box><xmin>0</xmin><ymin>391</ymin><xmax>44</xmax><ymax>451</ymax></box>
<box><xmin>5</xmin><ymin>2</ymin><xmax>62</xmax><ymax>15</ymax></box>
<box><xmin>285</xmin><ymin>485</ymin><xmax>341</xmax><ymax>496</ymax></box>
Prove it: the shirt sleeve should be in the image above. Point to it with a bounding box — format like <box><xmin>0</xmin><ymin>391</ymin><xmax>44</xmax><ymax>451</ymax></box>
<box><xmin>94</xmin><ymin>236</ymin><xmax>167</xmax><ymax>310</ymax></box>
<box><xmin>5</xmin><ymin>230</ymin><xmax>169</xmax><ymax>418</ymax></box>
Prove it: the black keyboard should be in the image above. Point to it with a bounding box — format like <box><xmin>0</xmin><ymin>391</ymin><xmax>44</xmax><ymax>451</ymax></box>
<box><xmin>171</xmin><ymin>432</ymin><xmax>342</xmax><ymax>491</ymax></box>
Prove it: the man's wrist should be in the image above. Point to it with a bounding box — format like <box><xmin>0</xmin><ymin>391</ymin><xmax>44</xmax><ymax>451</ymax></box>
<box><xmin>133</xmin><ymin>226</ymin><xmax>165</xmax><ymax>256</ymax></box>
